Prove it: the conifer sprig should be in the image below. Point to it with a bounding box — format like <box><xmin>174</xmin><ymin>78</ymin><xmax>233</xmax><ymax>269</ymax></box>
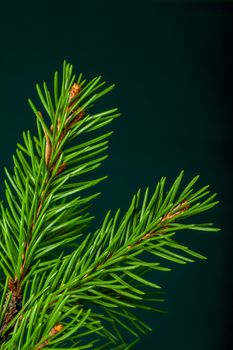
<box><xmin>0</xmin><ymin>61</ymin><xmax>219</xmax><ymax>349</ymax></box>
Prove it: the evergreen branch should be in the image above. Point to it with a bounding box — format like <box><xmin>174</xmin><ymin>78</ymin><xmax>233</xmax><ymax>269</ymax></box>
<box><xmin>0</xmin><ymin>62</ymin><xmax>219</xmax><ymax>348</ymax></box>
<box><xmin>0</xmin><ymin>61</ymin><xmax>119</xmax><ymax>344</ymax></box>
<box><xmin>4</xmin><ymin>171</ymin><xmax>217</xmax><ymax>347</ymax></box>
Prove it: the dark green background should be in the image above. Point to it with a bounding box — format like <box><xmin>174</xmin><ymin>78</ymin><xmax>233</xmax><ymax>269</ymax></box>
<box><xmin>0</xmin><ymin>1</ymin><xmax>232</xmax><ymax>349</ymax></box>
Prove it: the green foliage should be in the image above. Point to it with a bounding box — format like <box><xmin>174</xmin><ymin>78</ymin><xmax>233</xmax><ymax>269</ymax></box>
<box><xmin>0</xmin><ymin>61</ymin><xmax>219</xmax><ymax>349</ymax></box>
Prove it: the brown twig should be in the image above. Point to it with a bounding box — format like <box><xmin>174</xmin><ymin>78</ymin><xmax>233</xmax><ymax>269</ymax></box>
<box><xmin>0</xmin><ymin>279</ymin><xmax>22</xmax><ymax>342</ymax></box>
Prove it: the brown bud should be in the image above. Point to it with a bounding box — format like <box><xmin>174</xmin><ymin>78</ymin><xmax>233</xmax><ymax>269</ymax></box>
<box><xmin>49</xmin><ymin>324</ymin><xmax>63</xmax><ymax>336</ymax></box>
<box><xmin>69</xmin><ymin>83</ymin><xmax>81</xmax><ymax>102</ymax></box>
<box><xmin>44</xmin><ymin>128</ymin><xmax>52</xmax><ymax>166</ymax></box>
<box><xmin>161</xmin><ymin>200</ymin><xmax>190</xmax><ymax>222</ymax></box>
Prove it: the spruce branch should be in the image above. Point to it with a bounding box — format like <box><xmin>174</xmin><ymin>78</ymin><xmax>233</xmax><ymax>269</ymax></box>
<box><xmin>0</xmin><ymin>61</ymin><xmax>219</xmax><ymax>349</ymax></box>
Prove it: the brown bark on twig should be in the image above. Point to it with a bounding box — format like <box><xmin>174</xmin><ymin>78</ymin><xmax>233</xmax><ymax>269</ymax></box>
<box><xmin>0</xmin><ymin>279</ymin><xmax>22</xmax><ymax>342</ymax></box>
